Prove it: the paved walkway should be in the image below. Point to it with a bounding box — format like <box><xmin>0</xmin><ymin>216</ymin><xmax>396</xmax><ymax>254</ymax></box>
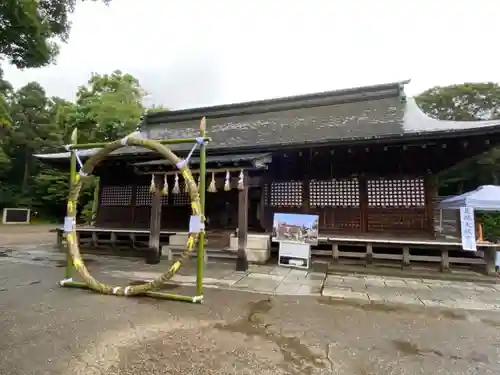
<box><xmin>2</xmin><ymin>245</ymin><xmax>500</xmax><ymax>312</ymax></box>
<box><xmin>106</xmin><ymin>264</ymin><xmax>326</xmax><ymax>295</ymax></box>
<box><xmin>322</xmin><ymin>273</ymin><xmax>500</xmax><ymax>311</ymax></box>
<box><xmin>105</xmin><ymin>262</ymin><xmax>500</xmax><ymax>313</ymax></box>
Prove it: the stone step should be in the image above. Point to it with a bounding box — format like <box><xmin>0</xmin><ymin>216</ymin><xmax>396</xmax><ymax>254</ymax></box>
<box><xmin>165</xmin><ymin>246</ymin><xmax>238</xmax><ymax>261</ymax></box>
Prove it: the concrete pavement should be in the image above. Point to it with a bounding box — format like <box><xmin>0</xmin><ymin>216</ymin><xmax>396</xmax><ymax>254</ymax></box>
<box><xmin>1</xmin><ymin>258</ymin><xmax>500</xmax><ymax>375</ymax></box>
<box><xmin>3</xmin><ymin>244</ymin><xmax>500</xmax><ymax>313</ymax></box>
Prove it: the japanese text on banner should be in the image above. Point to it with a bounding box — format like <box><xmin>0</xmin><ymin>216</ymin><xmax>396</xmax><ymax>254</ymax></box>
<box><xmin>460</xmin><ymin>207</ymin><xmax>476</xmax><ymax>251</ymax></box>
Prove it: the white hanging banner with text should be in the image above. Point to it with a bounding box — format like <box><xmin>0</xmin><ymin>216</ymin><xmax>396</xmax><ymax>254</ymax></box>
<box><xmin>460</xmin><ymin>207</ymin><xmax>476</xmax><ymax>251</ymax></box>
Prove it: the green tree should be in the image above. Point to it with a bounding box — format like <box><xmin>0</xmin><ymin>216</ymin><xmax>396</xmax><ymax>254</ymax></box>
<box><xmin>48</xmin><ymin>96</ymin><xmax>78</xmax><ymax>143</ymax></box>
<box><xmin>8</xmin><ymin>82</ymin><xmax>62</xmax><ymax>191</ymax></box>
<box><xmin>0</xmin><ymin>69</ymin><xmax>147</xmax><ymax>221</ymax></box>
<box><xmin>416</xmin><ymin>82</ymin><xmax>500</xmax><ymax>191</ymax></box>
<box><xmin>417</xmin><ymin>83</ymin><xmax>500</xmax><ymax>121</ymax></box>
<box><xmin>147</xmin><ymin>104</ymin><xmax>169</xmax><ymax>113</ymax></box>
<box><xmin>0</xmin><ymin>0</ymin><xmax>110</xmax><ymax>69</ymax></box>
<box><xmin>75</xmin><ymin>70</ymin><xmax>145</xmax><ymax>142</ymax></box>
<box><xmin>0</xmin><ymin>68</ymin><xmax>12</xmax><ymax>129</ymax></box>
<box><xmin>416</xmin><ymin>82</ymin><xmax>500</xmax><ymax>238</ymax></box>
<box><xmin>0</xmin><ymin>69</ymin><xmax>12</xmax><ymax>174</ymax></box>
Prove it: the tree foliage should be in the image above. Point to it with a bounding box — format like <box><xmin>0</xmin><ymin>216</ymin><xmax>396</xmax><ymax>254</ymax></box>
<box><xmin>417</xmin><ymin>83</ymin><xmax>500</xmax><ymax>122</ymax></box>
<box><xmin>0</xmin><ymin>70</ymin><xmax>145</xmax><ymax>222</ymax></box>
<box><xmin>0</xmin><ymin>0</ymin><xmax>111</xmax><ymax>135</ymax></box>
<box><xmin>416</xmin><ymin>82</ymin><xmax>500</xmax><ymax>192</ymax></box>
<box><xmin>75</xmin><ymin>70</ymin><xmax>145</xmax><ymax>142</ymax></box>
<box><xmin>416</xmin><ymin>82</ymin><xmax>500</xmax><ymax>237</ymax></box>
<box><xmin>0</xmin><ymin>0</ymin><xmax>110</xmax><ymax>69</ymax></box>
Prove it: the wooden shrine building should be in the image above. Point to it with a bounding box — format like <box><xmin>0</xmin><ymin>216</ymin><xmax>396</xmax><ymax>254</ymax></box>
<box><xmin>37</xmin><ymin>80</ymin><xmax>500</xmax><ymax>271</ymax></box>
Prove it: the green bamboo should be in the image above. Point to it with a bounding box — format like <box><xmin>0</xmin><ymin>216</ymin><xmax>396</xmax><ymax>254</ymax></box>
<box><xmin>69</xmin><ymin>136</ymin><xmax>212</xmax><ymax>150</ymax></box>
<box><xmin>197</xmin><ymin>119</ymin><xmax>207</xmax><ymax>297</ymax></box>
<box><xmin>62</xmin><ymin>280</ymin><xmax>88</xmax><ymax>288</ymax></box>
<box><xmin>61</xmin><ymin>281</ymin><xmax>200</xmax><ymax>303</ymax></box>
<box><xmin>144</xmin><ymin>291</ymin><xmax>201</xmax><ymax>303</ymax></box>
<box><xmin>65</xmin><ymin>128</ymin><xmax>78</xmax><ymax>279</ymax></box>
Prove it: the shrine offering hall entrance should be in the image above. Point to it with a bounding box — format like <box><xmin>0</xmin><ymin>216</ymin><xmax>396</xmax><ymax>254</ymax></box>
<box><xmin>205</xmin><ymin>188</ymin><xmax>262</xmax><ymax>232</ymax></box>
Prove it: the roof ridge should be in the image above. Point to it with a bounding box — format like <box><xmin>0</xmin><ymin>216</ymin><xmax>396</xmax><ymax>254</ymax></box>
<box><xmin>144</xmin><ymin>80</ymin><xmax>409</xmax><ymax>126</ymax></box>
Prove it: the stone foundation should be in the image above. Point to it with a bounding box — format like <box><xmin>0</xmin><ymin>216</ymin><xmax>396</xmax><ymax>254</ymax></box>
<box><xmin>169</xmin><ymin>233</ymin><xmax>190</xmax><ymax>246</ymax></box>
<box><xmin>229</xmin><ymin>234</ymin><xmax>271</xmax><ymax>264</ymax></box>
<box><xmin>168</xmin><ymin>232</ymin><xmax>271</xmax><ymax>264</ymax></box>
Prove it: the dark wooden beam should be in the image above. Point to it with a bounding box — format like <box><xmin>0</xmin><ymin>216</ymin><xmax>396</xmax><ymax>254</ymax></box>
<box><xmin>236</xmin><ymin>171</ymin><xmax>249</xmax><ymax>271</ymax></box>
<box><xmin>130</xmin><ymin>182</ymin><xmax>137</xmax><ymax>227</ymax></box>
<box><xmin>359</xmin><ymin>175</ymin><xmax>368</xmax><ymax>233</ymax></box>
<box><xmin>147</xmin><ymin>175</ymin><xmax>163</xmax><ymax>264</ymax></box>
<box><xmin>424</xmin><ymin>173</ymin><xmax>437</xmax><ymax>238</ymax></box>
<box><xmin>95</xmin><ymin>183</ymin><xmax>104</xmax><ymax>227</ymax></box>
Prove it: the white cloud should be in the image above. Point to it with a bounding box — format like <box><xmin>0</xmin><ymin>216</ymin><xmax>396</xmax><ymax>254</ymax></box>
<box><xmin>2</xmin><ymin>0</ymin><xmax>499</xmax><ymax>109</ymax></box>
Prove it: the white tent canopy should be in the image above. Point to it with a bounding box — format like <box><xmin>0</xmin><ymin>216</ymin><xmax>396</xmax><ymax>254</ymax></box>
<box><xmin>438</xmin><ymin>185</ymin><xmax>500</xmax><ymax>211</ymax></box>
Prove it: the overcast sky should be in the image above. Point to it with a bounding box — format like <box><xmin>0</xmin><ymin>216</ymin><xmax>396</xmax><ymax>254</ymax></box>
<box><xmin>2</xmin><ymin>0</ymin><xmax>499</xmax><ymax>109</ymax></box>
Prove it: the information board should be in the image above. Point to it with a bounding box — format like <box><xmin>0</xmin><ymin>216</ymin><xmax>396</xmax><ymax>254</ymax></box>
<box><xmin>278</xmin><ymin>241</ymin><xmax>311</xmax><ymax>270</ymax></box>
<box><xmin>2</xmin><ymin>208</ymin><xmax>31</xmax><ymax>224</ymax></box>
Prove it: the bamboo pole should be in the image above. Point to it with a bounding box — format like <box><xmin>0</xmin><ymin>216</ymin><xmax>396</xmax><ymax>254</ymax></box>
<box><xmin>65</xmin><ymin>128</ymin><xmax>78</xmax><ymax>279</ymax></box>
<box><xmin>68</xmin><ymin>136</ymin><xmax>212</xmax><ymax>150</ymax></box>
<box><xmin>61</xmin><ymin>281</ymin><xmax>202</xmax><ymax>303</ymax></box>
<box><xmin>197</xmin><ymin>117</ymin><xmax>206</xmax><ymax>296</ymax></box>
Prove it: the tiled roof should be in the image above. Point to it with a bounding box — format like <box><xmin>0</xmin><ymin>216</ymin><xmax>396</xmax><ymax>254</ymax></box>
<box><xmin>34</xmin><ymin>80</ymin><xmax>500</xmax><ymax>161</ymax></box>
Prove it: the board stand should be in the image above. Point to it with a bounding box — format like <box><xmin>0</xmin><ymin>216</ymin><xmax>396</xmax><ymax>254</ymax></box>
<box><xmin>2</xmin><ymin>208</ymin><xmax>31</xmax><ymax>224</ymax></box>
<box><xmin>278</xmin><ymin>241</ymin><xmax>311</xmax><ymax>270</ymax></box>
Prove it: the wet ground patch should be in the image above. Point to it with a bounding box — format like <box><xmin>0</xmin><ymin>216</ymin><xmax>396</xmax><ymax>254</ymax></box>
<box><xmin>213</xmin><ymin>298</ymin><xmax>330</xmax><ymax>375</ymax></box>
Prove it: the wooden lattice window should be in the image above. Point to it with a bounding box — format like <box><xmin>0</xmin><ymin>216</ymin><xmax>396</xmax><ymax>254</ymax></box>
<box><xmin>367</xmin><ymin>178</ymin><xmax>425</xmax><ymax>208</ymax></box>
<box><xmin>162</xmin><ymin>193</ymin><xmax>169</xmax><ymax>206</ymax></box>
<box><xmin>135</xmin><ymin>185</ymin><xmax>169</xmax><ymax>206</ymax></box>
<box><xmin>135</xmin><ymin>185</ymin><xmax>152</xmax><ymax>206</ymax></box>
<box><xmin>171</xmin><ymin>183</ymin><xmax>190</xmax><ymax>206</ymax></box>
<box><xmin>310</xmin><ymin>179</ymin><xmax>360</xmax><ymax>207</ymax></box>
<box><xmin>100</xmin><ymin>185</ymin><xmax>132</xmax><ymax>206</ymax></box>
<box><xmin>270</xmin><ymin>181</ymin><xmax>302</xmax><ymax>207</ymax></box>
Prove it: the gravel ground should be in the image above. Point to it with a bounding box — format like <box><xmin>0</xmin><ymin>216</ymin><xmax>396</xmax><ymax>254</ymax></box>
<box><xmin>1</xmin><ymin>259</ymin><xmax>499</xmax><ymax>375</ymax></box>
<box><xmin>1</xmin><ymin>226</ymin><xmax>499</xmax><ymax>374</ymax></box>
<box><xmin>0</xmin><ymin>224</ymin><xmax>57</xmax><ymax>246</ymax></box>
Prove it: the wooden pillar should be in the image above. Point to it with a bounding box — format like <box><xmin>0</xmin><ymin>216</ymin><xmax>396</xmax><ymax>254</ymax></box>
<box><xmin>301</xmin><ymin>150</ymin><xmax>310</xmax><ymax>214</ymax></box>
<box><xmin>332</xmin><ymin>243</ymin><xmax>339</xmax><ymax>262</ymax></box>
<box><xmin>130</xmin><ymin>182</ymin><xmax>138</xmax><ymax>228</ymax></box>
<box><xmin>484</xmin><ymin>247</ymin><xmax>497</xmax><ymax>276</ymax></box>
<box><xmin>147</xmin><ymin>175</ymin><xmax>163</xmax><ymax>264</ymax></box>
<box><xmin>402</xmin><ymin>246</ymin><xmax>410</xmax><ymax>267</ymax></box>
<box><xmin>365</xmin><ymin>243</ymin><xmax>373</xmax><ymax>265</ymax></box>
<box><xmin>424</xmin><ymin>173</ymin><xmax>437</xmax><ymax>238</ymax></box>
<box><xmin>359</xmin><ymin>175</ymin><xmax>368</xmax><ymax>233</ymax></box>
<box><xmin>440</xmin><ymin>248</ymin><xmax>450</xmax><ymax>272</ymax></box>
<box><xmin>259</xmin><ymin>171</ymin><xmax>270</xmax><ymax>231</ymax></box>
<box><xmin>236</xmin><ymin>171</ymin><xmax>249</xmax><ymax>271</ymax></box>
